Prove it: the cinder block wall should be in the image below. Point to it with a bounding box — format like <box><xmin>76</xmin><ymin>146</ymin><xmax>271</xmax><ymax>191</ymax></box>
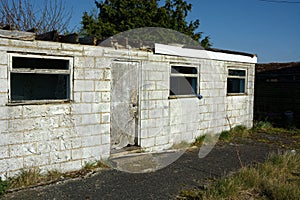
<box><xmin>139</xmin><ymin>57</ymin><xmax>255</xmax><ymax>151</ymax></box>
<box><xmin>0</xmin><ymin>38</ymin><xmax>111</xmax><ymax>179</ymax></box>
<box><xmin>0</xmin><ymin>36</ymin><xmax>255</xmax><ymax>178</ymax></box>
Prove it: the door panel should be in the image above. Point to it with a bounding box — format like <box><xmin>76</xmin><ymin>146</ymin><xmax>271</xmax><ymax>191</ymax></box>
<box><xmin>110</xmin><ymin>61</ymin><xmax>139</xmax><ymax>150</ymax></box>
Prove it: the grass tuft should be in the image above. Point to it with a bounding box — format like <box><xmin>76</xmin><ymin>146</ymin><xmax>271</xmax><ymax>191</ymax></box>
<box><xmin>8</xmin><ymin>168</ymin><xmax>42</xmax><ymax>189</ymax></box>
<box><xmin>178</xmin><ymin>152</ymin><xmax>300</xmax><ymax>200</ymax></box>
<box><xmin>253</xmin><ymin>121</ymin><xmax>273</xmax><ymax>131</ymax></box>
<box><xmin>4</xmin><ymin>160</ymin><xmax>111</xmax><ymax>193</ymax></box>
<box><xmin>0</xmin><ymin>177</ymin><xmax>8</xmax><ymax>196</ymax></box>
<box><xmin>192</xmin><ymin>135</ymin><xmax>206</xmax><ymax>146</ymax></box>
<box><xmin>177</xmin><ymin>189</ymin><xmax>203</xmax><ymax>200</ymax></box>
<box><xmin>219</xmin><ymin>125</ymin><xmax>249</xmax><ymax>142</ymax></box>
<box><xmin>253</xmin><ymin>121</ymin><xmax>300</xmax><ymax>136</ymax></box>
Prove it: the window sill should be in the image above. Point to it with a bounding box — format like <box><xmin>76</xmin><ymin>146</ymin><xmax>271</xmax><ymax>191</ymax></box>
<box><xmin>227</xmin><ymin>93</ymin><xmax>248</xmax><ymax>96</ymax></box>
<box><xmin>169</xmin><ymin>94</ymin><xmax>203</xmax><ymax>99</ymax></box>
<box><xmin>6</xmin><ymin>99</ymin><xmax>72</xmax><ymax>106</ymax></box>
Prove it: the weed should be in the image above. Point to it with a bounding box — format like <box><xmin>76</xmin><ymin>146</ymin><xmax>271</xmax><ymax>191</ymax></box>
<box><xmin>192</xmin><ymin>135</ymin><xmax>206</xmax><ymax>146</ymax></box>
<box><xmin>253</xmin><ymin>121</ymin><xmax>273</xmax><ymax>131</ymax></box>
<box><xmin>177</xmin><ymin>189</ymin><xmax>202</xmax><ymax>200</ymax></box>
<box><xmin>83</xmin><ymin>161</ymin><xmax>97</xmax><ymax>172</ymax></box>
<box><xmin>95</xmin><ymin>160</ymin><xmax>110</xmax><ymax>169</ymax></box>
<box><xmin>178</xmin><ymin>152</ymin><xmax>300</xmax><ymax>200</ymax></box>
<box><xmin>219</xmin><ymin>130</ymin><xmax>231</xmax><ymax>141</ymax></box>
<box><xmin>5</xmin><ymin>160</ymin><xmax>111</xmax><ymax>192</ymax></box>
<box><xmin>253</xmin><ymin>121</ymin><xmax>300</xmax><ymax>136</ymax></box>
<box><xmin>219</xmin><ymin>125</ymin><xmax>249</xmax><ymax>142</ymax></box>
<box><xmin>47</xmin><ymin>170</ymin><xmax>63</xmax><ymax>180</ymax></box>
<box><xmin>8</xmin><ymin>168</ymin><xmax>42</xmax><ymax>189</ymax></box>
<box><xmin>0</xmin><ymin>177</ymin><xmax>8</xmax><ymax>196</ymax></box>
<box><xmin>231</xmin><ymin>125</ymin><xmax>249</xmax><ymax>137</ymax></box>
<box><xmin>83</xmin><ymin>160</ymin><xmax>110</xmax><ymax>172</ymax></box>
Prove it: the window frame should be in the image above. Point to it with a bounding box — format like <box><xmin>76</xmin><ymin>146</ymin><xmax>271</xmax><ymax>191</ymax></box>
<box><xmin>227</xmin><ymin>67</ymin><xmax>247</xmax><ymax>96</ymax></box>
<box><xmin>169</xmin><ymin>64</ymin><xmax>200</xmax><ymax>98</ymax></box>
<box><xmin>8</xmin><ymin>53</ymin><xmax>73</xmax><ymax>105</ymax></box>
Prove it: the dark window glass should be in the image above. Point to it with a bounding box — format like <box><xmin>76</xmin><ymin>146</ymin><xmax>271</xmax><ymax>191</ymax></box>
<box><xmin>170</xmin><ymin>76</ymin><xmax>197</xmax><ymax>95</ymax></box>
<box><xmin>13</xmin><ymin>57</ymin><xmax>69</xmax><ymax>70</ymax></box>
<box><xmin>228</xmin><ymin>69</ymin><xmax>245</xmax><ymax>76</ymax></box>
<box><xmin>227</xmin><ymin>78</ymin><xmax>245</xmax><ymax>93</ymax></box>
<box><xmin>11</xmin><ymin>73</ymin><xmax>69</xmax><ymax>101</ymax></box>
<box><xmin>171</xmin><ymin>66</ymin><xmax>197</xmax><ymax>74</ymax></box>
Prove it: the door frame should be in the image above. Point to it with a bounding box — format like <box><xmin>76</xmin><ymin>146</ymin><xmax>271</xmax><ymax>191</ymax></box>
<box><xmin>110</xmin><ymin>59</ymin><xmax>142</xmax><ymax>149</ymax></box>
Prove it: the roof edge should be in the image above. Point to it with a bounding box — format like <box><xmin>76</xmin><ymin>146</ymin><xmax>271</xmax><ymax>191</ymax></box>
<box><xmin>155</xmin><ymin>43</ymin><xmax>257</xmax><ymax>64</ymax></box>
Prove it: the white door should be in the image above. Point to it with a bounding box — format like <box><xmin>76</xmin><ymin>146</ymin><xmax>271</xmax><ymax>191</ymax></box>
<box><xmin>110</xmin><ymin>61</ymin><xmax>139</xmax><ymax>151</ymax></box>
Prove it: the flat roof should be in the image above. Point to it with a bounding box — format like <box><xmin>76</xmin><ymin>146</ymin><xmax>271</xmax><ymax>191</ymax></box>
<box><xmin>155</xmin><ymin>43</ymin><xmax>257</xmax><ymax>64</ymax></box>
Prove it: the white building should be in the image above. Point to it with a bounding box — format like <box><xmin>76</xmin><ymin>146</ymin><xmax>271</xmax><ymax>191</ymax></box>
<box><xmin>0</xmin><ymin>29</ymin><xmax>257</xmax><ymax>178</ymax></box>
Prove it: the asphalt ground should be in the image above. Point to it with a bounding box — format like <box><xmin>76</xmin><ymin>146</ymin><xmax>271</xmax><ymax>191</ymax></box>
<box><xmin>2</xmin><ymin>139</ymin><xmax>279</xmax><ymax>200</ymax></box>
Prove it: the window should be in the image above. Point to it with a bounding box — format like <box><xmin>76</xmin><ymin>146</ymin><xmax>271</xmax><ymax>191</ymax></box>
<box><xmin>227</xmin><ymin>69</ymin><xmax>246</xmax><ymax>94</ymax></box>
<box><xmin>9</xmin><ymin>54</ymin><xmax>72</xmax><ymax>103</ymax></box>
<box><xmin>170</xmin><ymin>65</ymin><xmax>198</xmax><ymax>96</ymax></box>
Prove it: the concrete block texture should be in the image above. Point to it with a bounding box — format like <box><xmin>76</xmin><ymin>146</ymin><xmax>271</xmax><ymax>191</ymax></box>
<box><xmin>0</xmin><ymin>38</ymin><xmax>255</xmax><ymax>179</ymax></box>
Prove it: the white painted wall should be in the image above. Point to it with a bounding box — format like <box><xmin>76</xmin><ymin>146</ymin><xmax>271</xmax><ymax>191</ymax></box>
<box><xmin>0</xmin><ymin>35</ymin><xmax>255</xmax><ymax>178</ymax></box>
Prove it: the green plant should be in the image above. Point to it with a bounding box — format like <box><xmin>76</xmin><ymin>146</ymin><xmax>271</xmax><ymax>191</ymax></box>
<box><xmin>8</xmin><ymin>168</ymin><xmax>42</xmax><ymax>189</ymax></box>
<box><xmin>219</xmin><ymin>130</ymin><xmax>231</xmax><ymax>141</ymax></box>
<box><xmin>0</xmin><ymin>177</ymin><xmax>8</xmax><ymax>196</ymax></box>
<box><xmin>3</xmin><ymin>160</ymin><xmax>111</xmax><ymax>192</ymax></box>
<box><xmin>177</xmin><ymin>189</ymin><xmax>202</xmax><ymax>200</ymax></box>
<box><xmin>253</xmin><ymin>121</ymin><xmax>300</xmax><ymax>136</ymax></box>
<box><xmin>192</xmin><ymin>135</ymin><xmax>206</xmax><ymax>146</ymax></box>
<box><xmin>254</xmin><ymin>121</ymin><xmax>273</xmax><ymax>131</ymax></box>
<box><xmin>83</xmin><ymin>160</ymin><xmax>110</xmax><ymax>172</ymax></box>
<box><xmin>47</xmin><ymin>170</ymin><xmax>63</xmax><ymax>181</ymax></box>
<box><xmin>219</xmin><ymin>125</ymin><xmax>249</xmax><ymax>142</ymax></box>
<box><xmin>231</xmin><ymin>125</ymin><xmax>248</xmax><ymax>135</ymax></box>
<box><xmin>178</xmin><ymin>152</ymin><xmax>300</xmax><ymax>200</ymax></box>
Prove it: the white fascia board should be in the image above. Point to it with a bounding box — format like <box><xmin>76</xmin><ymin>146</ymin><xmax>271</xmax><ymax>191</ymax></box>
<box><xmin>155</xmin><ymin>43</ymin><xmax>257</xmax><ymax>64</ymax></box>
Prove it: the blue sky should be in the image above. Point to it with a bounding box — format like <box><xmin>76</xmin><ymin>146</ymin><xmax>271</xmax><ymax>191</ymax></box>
<box><xmin>46</xmin><ymin>1</ymin><xmax>300</xmax><ymax>63</ymax></box>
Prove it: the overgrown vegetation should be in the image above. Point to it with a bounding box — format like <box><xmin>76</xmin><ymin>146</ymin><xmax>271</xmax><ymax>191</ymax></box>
<box><xmin>179</xmin><ymin>123</ymin><xmax>300</xmax><ymax>199</ymax></box>
<box><xmin>1</xmin><ymin>160</ymin><xmax>110</xmax><ymax>196</ymax></box>
<box><xmin>178</xmin><ymin>152</ymin><xmax>300</xmax><ymax>200</ymax></box>
<box><xmin>0</xmin><ymin>177</ymin><xmax>8</xmax><ymax>196</ymax></box>
<box><xmin>219</xmin><ymin>125</ymin><xmax>249</xmax><ymax>142</ymax></box>
<box><xmin>192</xmin><ymin>135</ymin><xmax>206</xmax><ymax>146</ymax></box>
<box><xmin>192</xmin><ymin>125</ymin><xmax>251</xmax><ymax>146</ymax></box>
<box><xmin>253</xmin><ymin>121</ymin><xmax>300</xmax><ymax>135</ymax></box>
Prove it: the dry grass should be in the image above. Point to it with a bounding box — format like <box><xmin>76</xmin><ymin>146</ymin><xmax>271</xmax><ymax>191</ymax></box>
<box><xmin>253</xmin><ymin>121</ymin><xmax>300</xmax><ymax>136</ymax></box>
<box><xmin>219</xmin><ymin>125</ymin><xmax>250</xmax><ymax>142</ymax></box>
<box><xmin>6</xmin><ymin>160</ymin><xmax>110</xmax><ymax>192</ymax></box>
<box><xmin>178</xmin><ymin>152</ymin><xmax>300</xmax><ymax>200</ymax></box>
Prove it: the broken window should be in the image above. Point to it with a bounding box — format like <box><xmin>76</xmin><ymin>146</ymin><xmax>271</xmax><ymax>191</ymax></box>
<box><xmin>227</xmin><ymin>69</ymin><xmax>246</xmax><ymax>94</ymax></box>
<box><xmin>9</xmin><ymin>55</ymin><xmax>72</xmax><ymax>102</ymax></box>
<box><xmin>170</xmin><ymin>66</ymin><xmax>198</xmax><ymax>96</ymax></box>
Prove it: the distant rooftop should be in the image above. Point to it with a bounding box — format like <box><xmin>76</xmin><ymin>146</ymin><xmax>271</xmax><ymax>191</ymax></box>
<box><xmin>256</xmin><ymin>62</ymin><xmax>300</xmax><ymax>73</ymax></box>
